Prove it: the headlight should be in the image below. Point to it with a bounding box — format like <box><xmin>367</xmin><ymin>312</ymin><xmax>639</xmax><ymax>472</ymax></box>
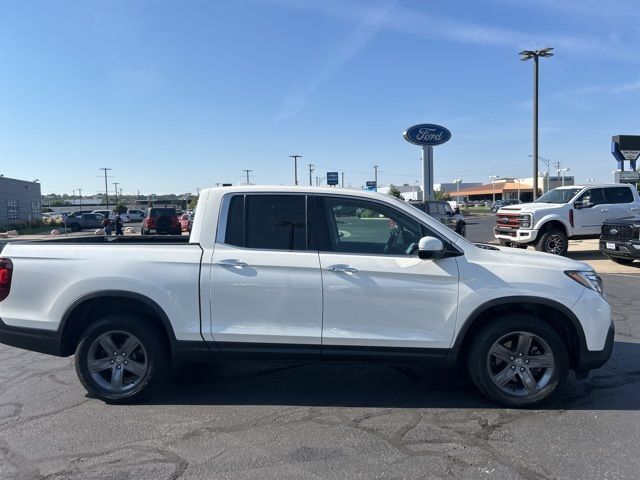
<box><xmin>565</xmin><ymin>270</ymin><xmax>603</xmax><ymax>295</ymax></box>
<box><xmin>518</xmin><ymin>213</ymin><xmax>533</xmax><ymax>229</ymax></box>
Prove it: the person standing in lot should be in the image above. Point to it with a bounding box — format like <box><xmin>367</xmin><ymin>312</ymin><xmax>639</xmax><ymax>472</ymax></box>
<box><xmin>102</xmin><ymin>213</ymin><xmax>112</xmax><ymax>236</ymax></box>
<box><xmin>114</xmin><ymin>213</ymin><xmax>124</xmax><ymax>236</ymax></box>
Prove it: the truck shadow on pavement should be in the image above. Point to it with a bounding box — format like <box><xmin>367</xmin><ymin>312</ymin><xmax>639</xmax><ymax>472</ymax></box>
<box><xmin>147</xmin><ymin>340</ymin><xmax>640</xmax><ymax>411</ymax></box>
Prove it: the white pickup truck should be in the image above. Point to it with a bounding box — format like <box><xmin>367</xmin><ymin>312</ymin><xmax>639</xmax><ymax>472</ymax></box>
<box><xmin>0</xmin><ymin>186</ymin><xmax>614</xmax><ymax>406</ymax></box>
<box><xmin>495</xmin><ymin>184</ymin><xmax>640</xmax><ymax>255</ymax></box>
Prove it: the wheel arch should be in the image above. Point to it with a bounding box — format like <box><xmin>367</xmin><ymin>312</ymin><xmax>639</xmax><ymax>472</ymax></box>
<box><xmin>58</xmin><ymin>290</ymin><xmax>177</xmax><ymax>357</ymax></box>
<box><xmin>536</xmin><ymin>217</ymin><xmax>569</xmax><ymax>237</ymax></box>
<box><xmin>449</xmin><ymin>296</ymin><xmax>586</xmax><ymax>370</ymax></box>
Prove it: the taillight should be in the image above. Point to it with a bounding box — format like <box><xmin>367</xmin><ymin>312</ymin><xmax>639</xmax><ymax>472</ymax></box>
<box><xmin>0</xmin><ymin>258</ymin><xmax>13</xmax><ymax>302</ymax></box>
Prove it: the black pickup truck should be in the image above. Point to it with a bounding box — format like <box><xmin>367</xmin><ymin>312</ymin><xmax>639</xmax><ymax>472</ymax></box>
<box><xmin>599</xmin><ymin>217</ymin><xmax>640</xmax><ymax>265</ymax></box>
<box><xmin>408</xmin><ymin>200</ymin><xmax>466</xmax><ymax>237</ymax></box>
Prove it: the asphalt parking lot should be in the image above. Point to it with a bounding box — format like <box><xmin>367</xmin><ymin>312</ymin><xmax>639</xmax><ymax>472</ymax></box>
<box><xmin>0</xmin><ymin>215</ymin><xmax>638</xmax><ymax>479</ymax></box>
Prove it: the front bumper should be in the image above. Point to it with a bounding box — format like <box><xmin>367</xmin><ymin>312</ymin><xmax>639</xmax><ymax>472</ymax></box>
<box><xmin>494</xmin><ymin>228</ymin><xmax>539</xmax><ymax>244</ymax></box>
<box><xmin>0</xmin><ymin>317</ymin><xmax>64</xmax><ymax>356</ymax></box>
<box><xmin>577</xmin><ymin>320</ymin><xmax>615</xmax><ymax>372</ymax></box>
<box><xmin>599</xmin><ymin>239</ymin><xmax>640</xmax><ymax>259</ymax></box>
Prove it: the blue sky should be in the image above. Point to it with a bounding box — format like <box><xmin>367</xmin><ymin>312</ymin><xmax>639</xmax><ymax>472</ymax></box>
<box><xmin>1</xmin><ymin>0</ymin><xmax>639</xmax><ymax>196</ymax></box>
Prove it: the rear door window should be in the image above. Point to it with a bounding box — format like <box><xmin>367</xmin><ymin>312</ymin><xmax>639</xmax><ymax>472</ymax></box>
<box><xmin>223</xmin><ymin>194</ymin><xmax>310</xmax><ymax>251</ymax></box>
<box><xmin>604</xmin><ymin>186</ymin><xmax>634</xmax><ymax>204</ymax></box>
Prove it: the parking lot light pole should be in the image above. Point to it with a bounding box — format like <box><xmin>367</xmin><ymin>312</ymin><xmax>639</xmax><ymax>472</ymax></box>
<box><xmin>453</xmin><ymin>179</ymin><xmax>462</xmax><ymax>204</ymax></box>
<box><xmin>558</xmin><ymin>168</ymin><xmax>570</xmax><ymax>186</ymax></box>
<box><xmin>489</xmin><ymin>175</ymin><xmax>499</xmax><ymax>202</ymax></box>
<box><xmin>520</xmin><ymin>47</ymin><xmax>554</xmax><ymax>200</ymax></box>
<box><xmin>289</xmin><ymin>155</ymin><xmax>302</xmax><ymax>185</ymax></box>
<box><xmin>99</xmin><ymin>168</ymin><xmax>112</xmax><ymax>209</ymax></box>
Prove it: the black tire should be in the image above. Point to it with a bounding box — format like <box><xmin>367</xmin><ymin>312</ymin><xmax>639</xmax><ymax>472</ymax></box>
<box><xmin>535</xmin><ymin>228</ymin><xmax>568</xmax><ymax>256</ymax></box>
<box><xmin>467</xmin><ymin>315</ymin><xmax>568</xmax><ymax>407</ymax></box>
<box><xmin>499</xmin><ymin>239</ymin><xmax>511</xmax><ymax>247</ymax></box>
<box><xmin>608</xmin><ymin>256</ymin><xmax>634</xmax><ymax>265</ymax></box>
<box><xmin>140</xmin><ymin>228</ymin><xmax>147</xmax><ymax>236</ymax></box>
<box><xmin>74</xmin><ymin>314</ymin><xmax>169</xmax><ymax>403</ymax></box>
<box><xmin>458</xmin><ymin>222</ymin><xmax>466</xmax><ymax>237</ymax></box>
<box><xmin>69</xmin><ymin>223</ymin><xmax>81</xmax><ymax>232</ymax></box>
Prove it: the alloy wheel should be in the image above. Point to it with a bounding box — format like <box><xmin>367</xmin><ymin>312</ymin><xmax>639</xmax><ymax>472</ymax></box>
<box><xmin>487</xmin><ymin>331</ymin><xmax>556</xmax><ymax>397</ymax></box>
<box><xmin>545</xmin><ymin>234</ymin><xmax>565</xmax><ymax>255</ymax></box>
<box><xmin>87</xmin><ymin>331</ymin><xmax>149</xmax><ymax>393</ymax></box>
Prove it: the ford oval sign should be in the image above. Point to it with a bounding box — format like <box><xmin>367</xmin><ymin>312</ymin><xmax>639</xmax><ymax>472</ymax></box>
<box><xmin>403</xmin><ymin>124</ymin><xmax>451</xmax><ymax>146</ymax></box>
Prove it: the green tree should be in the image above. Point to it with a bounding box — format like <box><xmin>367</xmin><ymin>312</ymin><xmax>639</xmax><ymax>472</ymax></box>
<box><xmin>188</xmin><ymin>196</ymin><xmax>199</xmax><ymax>209</ymax></box>
<box><xmin>114</xmin><ymin>203</ymin><xmax>127</xmax><ymax>214</ymax></box>
<box><xmin>388</xmin><ymin>185</ymin><xmax>405</xmax><ymax>200</ymax></box>
<box><xmin>434</xmin><ymin>190</ymin><xmax>451</xmax><ymax>201</ymax></box>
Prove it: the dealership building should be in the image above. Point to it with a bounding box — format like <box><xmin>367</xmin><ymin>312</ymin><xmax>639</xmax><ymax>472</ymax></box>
<box><xmin>455</xmin><ymin>176</ymin><xmax>574</xmax><ymax>202</ymax></box>
<box><xmin>0</xmin><ymin>176</ymin><xmax>42</xmax><ymax>226</ymax></box>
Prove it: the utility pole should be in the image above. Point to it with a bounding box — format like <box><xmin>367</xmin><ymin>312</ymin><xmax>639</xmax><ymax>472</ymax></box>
<box><xmin>113</xmin><ymin>182</ymin><xmax>120</xmax><ymax>206</ymax></box>
<box><xmin>72</xmin><ymin>190</ymin><xmax>76</xmax><ymax>206</ymax></box>
<box><xmin>242</xmin><ymin>169</ymin><xmax>252</xmax><ymax>183</ymax></box>
<box><xmin>489</xmin><ymin>175</ymin><xmax>499</xmax><ymax>202</ymax></box>
<box><xmin>373</xmin><ymin>165</ymin><xmax>379</xmax><ymax>191</ymax></box>
<box><xmin>77</xmin><ymin>188</ymin><xmax>83</xmax><ymax>206</ymax></box>
<box><xmin>99</xmin><ymin>168</ymin><xmax>112</xmax><ymax>209</ymax></box>
<box><xmin>341</xmin><ymin>172</ymin><xmax>345</xmax><ymax>188</ymax></box>
<box><xmin>289</xmin><ymin>155</ymin><xmax>302</xmax><ymax>185</ymax></box>
<box><xmin>308</xmin><ymin>164</ymin><xmax>314</xmax><ymax>186</ymax></box>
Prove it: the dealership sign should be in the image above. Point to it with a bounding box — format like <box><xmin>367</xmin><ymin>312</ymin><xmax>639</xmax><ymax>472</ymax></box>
<box><xmin>403</xmin><ymin>124</ymin><xmax>451</xmax><ymax>146</ymax></box>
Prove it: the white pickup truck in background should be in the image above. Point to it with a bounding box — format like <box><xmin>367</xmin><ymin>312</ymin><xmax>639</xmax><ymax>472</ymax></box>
<box><xmin>495</xmin><ymin>184</ymin><xmax>640</xmax><ymax>255</ymax></box>
<box><xmin>0</xmin><ymin>186</ymin><xmax>614</xmax><ymax>406</ymax></box>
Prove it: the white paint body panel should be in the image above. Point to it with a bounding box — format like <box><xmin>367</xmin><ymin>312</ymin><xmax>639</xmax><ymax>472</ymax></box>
<box><xmin>0</xmin><ymin>185</ymin><xmax>611</xmax><ymax>354</ymax></box>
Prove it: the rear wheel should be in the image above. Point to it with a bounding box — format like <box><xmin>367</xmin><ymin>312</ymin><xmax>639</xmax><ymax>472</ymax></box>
<box><xmin>535</xmin><ymin>229</ymin><xmax>568</xmax><ymax>256</ymax></box>
<box><xmin>607</xmin><ymin>256</ymin><xmax>634</xmax><ymax>265</ymax></box>
<box><xmin>69</xmin><ymin>223</ymin><xmax>81</xmax><ymax>232</ymax></box>
<box><xmin>467</xmin><ymin>315</ymin><xmax>568</xmax><ymax>407</ymax></box>
<box><xmin>74</xmin><ymin>314</ymin><xmax>168</xmax><ymax>403</ymax></box>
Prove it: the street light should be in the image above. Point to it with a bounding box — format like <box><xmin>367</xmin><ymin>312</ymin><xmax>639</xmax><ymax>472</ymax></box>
<box><xmin>520</xmin><ymin>47</ymin><xmax>554</xmax><ymax>200</ymax></box>
<box><xmin>452</xmin><ymin>179</ymin><xmax>462</xmax><ymax>204</ymax></box>
<box><xmin>529</xmin><ymin>154</ymin><xmax>551</xmax><ymax>193</ymax></box>
<box><xmin>558</xmin><ymin>168</ymin><xmax>570</xmax><ymax>186</ymax></box>
<box><xmin>289</xmin><ymin>155</ymin><xmax>302</xmax><ymax>185</ymax></box>
<box><xmin>586</xmin><ymin>177</ymin><xmax>595</xmax><ymax>184</ymax></box>
<box><xmin>489</xmin><ymin>175</ymin><xmax>499</xmax><ymax>202</ymax></box>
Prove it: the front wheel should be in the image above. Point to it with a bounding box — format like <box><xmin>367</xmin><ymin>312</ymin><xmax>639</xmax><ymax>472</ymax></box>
<box><xmin>467</xmin><ymin>315</ymin><xmax>568</xmax><ymax>407</ymax></box>
<box><xmin>535</xmin><ymin>229</ymin><xmax>568</xmax><ymax>256</ymax></box>
<box><xmin>74</xmin><ymin>314</ymin><xmax>168</xmax><ymax>403</ymax></box>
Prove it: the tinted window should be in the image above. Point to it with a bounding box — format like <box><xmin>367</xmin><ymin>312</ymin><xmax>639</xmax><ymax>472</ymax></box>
<box><xmin>224</xmin><ymin>195</ymin><xmax>307</xmax><ymax>251</ymax></box>
<box><xmin>605</xmin><ymin>186</ymin><xmax>634</xmax><ymax>204</ymax></box>
<box><xmin>319</xmin><ymin>197</ymin><xmax>423</xmax><ymax>255</ymax></box>
<box><xmin>578</xmin><ymin>188</ymin><xmax>605</xmax><ymax>206</ymax></box>
<box><xmin>225</xmin><ymin>195</ymin><xmax>244</xmax><ymax>247</ymax></box>
<box><xmin>150</xmin><ymin>208</ymin><xmax>176</xmax><ymax>217</ymax></box>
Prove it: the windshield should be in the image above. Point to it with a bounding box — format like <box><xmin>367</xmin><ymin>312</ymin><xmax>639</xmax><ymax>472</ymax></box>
<box><xmin>534</xmin><ymin>188</ymin><xmax>581</xmax><ymax>204</ymax></box>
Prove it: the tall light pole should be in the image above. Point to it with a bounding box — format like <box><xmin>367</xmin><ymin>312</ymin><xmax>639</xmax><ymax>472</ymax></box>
<box><xmin>558</xmin><ymin>168</ymin><xmax>570</xmax><ymax>186</ymax></box>
<box><xmin>77</xmin><ymin>188</ymin><xmax>83</xmax><ymax>206</ymax></box>
<box><xmin>530</xmin><ymin>154</ymin><xmax>551</xmax><ymax>194</ymax></box>
<box><xmin>99</xmin><ymin>168</ymin><xmax>112</xmax><ymax>209</ymax></box>
<box><xmin>289</xmin><ymin>155</ymin><xmax>302</xmax><ymax>185</ymax></box>
<box><xmin>242</xmin><ymin>169</ymin><xmax>252</xmax><ymax>183</ymax></box>
<box><xmin>489</xmin><ymin>175</ymin><xmax>499</xmax><ymax>202</ymax></box>
<box><xmin>113</xmin><ymin>182</ymin><xmax>120</xmax><ymax>206</ymax></box>
<box><xmin>452</xmin><ymin>179</ymin><xmax>462</xmax><ymax>204</ymax></box>
<box><xmin>373</xmin><ymin>165</ymin><xmax>379</xmax><ymax>191</ymax></box>
<box><xmin>520</xmin><ymin>47</ymin><xmax>554</xmax><ymax>200</ymax></box>
<box><xmin>308</xmin><ymin>164</ymin><xmax>314</xmax><ymax>186</ymax></box>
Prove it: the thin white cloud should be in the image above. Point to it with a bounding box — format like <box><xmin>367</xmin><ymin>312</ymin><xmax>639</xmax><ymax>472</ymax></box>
<box><xmin>272</xmin><ymin>5</ymin><xmax>390</xmax><ymax>123</ymax></box>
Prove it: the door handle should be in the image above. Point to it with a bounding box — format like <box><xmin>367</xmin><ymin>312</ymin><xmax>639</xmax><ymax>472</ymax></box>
<box><xmin>600</xmin><ymin>209</ymin><xmax>609</xmax><ymax>212</ymax></box>
<box><xmin>326</xmin><ymin>264</ymin><xmax>358</xmax><ymax>274</ymax></box>
<box><xmin>631</xmin><ymin>207</ymin><xmax>639</xmax><ymax>211</ymax></box>
<box><xmin>215</xmin><ymin>259</ymin><xmax>248</xmax><ymax>269</ymax></box>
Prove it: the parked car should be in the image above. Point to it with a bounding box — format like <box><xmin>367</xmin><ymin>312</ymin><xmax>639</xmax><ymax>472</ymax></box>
<box><xmin>491</xmin><ymin>199</ymin><xmax>521</xmax><ymax>213</ymax></box>
<box><xmin>0</xmin><ymin>186</ymin><xmax>614</xmax><ymax>406</ymax></box>
<box><xmin>179</xmin><ymin>213</ymin><xmax>192</xmax><ymax>232</ymax></box>
<box><xmin>65</xmin><ymin>213</ymin><xmax>105</xmax><ymax>232</ymax></box>
<box><xmin>67</xmin><ymin>210</ymin><xmax>94</xmax><ymax>217</ymax></box>
<box><xmin>599</xmin><ymin>217</ymin><xmax>640</xmax><ymax>265</ymax></box>
<box><xmin>409</xmin><ymin>200</ymin><xmax>466</xmax><ymax>236</ymax></box>
<box><xmin>495</xmin><ymin>184</ymin><xmax>640</xmax><ymax>255</ymax></box>
<box><xmin>141</xmin><ymin>207</ymin><xmax>181</xmax><ymax>235</ymax></box>
<box><xmin>126</xmin><ymin>209</ymin><xmax>146</xmax><ymax>222</ymax></box>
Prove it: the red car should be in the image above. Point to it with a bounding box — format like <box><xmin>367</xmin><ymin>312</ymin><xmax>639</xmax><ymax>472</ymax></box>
<box><xmin>179</xmin><ymin>213</ymin><xmax>192</xmax><ymax>232</ymax></box>
<box><xmin>141</xmin><ymin>208</ymin><xmax>181</xmax><ymax>235</ymax></box>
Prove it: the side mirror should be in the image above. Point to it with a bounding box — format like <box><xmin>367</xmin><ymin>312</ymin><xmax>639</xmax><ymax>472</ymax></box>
<box><xmin>418</xmin><ymin>236</ymin><xmax>444</xmax><ymax>260</ymax></box>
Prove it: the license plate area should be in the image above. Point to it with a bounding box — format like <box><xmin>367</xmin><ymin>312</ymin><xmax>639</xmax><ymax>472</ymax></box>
<box><xmin>606</xmin><ymin>242</ymin><xmax>616</xmax><ymax>250</ymax></box>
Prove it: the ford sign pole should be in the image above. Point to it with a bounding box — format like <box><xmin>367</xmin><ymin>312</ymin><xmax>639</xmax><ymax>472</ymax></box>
<box><xmin>403</xmin><ymin>124</ymin><xmax>451</xmax><ymax>202</ymax></box>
